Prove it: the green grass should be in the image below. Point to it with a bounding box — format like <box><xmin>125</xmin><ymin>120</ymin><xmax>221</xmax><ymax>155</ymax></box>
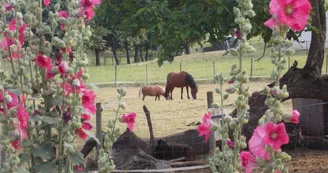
<box><xmin>86</xmin><ymin>38</ymin><xmax>328</xmax><ymax>84</ymax></box>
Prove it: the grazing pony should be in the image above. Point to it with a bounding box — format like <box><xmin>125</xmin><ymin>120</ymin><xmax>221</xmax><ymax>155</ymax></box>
<box><xmin>138</xmin><ymin>85</ymin><xmax>165</xmax><ymax>101</ymax></box>
<box><xmin>164</xmin><ymin>71</ymin><xmax>198</xmax><ymax>100</ymax></box>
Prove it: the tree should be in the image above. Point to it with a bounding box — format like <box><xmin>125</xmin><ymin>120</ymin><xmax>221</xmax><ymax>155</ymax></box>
<box><xmin>86</xmin><ymin>26</ymin><xmax>109</xmax><ymax>66</ymax></box>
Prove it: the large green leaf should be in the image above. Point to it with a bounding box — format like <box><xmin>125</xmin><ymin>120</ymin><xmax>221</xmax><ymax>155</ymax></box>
<box><xmin>32</xmin><ymin>142</ymin><xmax>54</xmax><ymax>160</ymax></box>
<box><xmin>68</xmin><ymin>150</ymin><xmax>85</xmax><ymax>165</ymax></box>
<box><xmin>35</xmin><ymin>162</ymin><xmax>56</xmax><ymax>172</ymax></box>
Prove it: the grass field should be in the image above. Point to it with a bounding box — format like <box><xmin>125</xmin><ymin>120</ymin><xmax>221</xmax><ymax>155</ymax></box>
<box><xmin>85</xmin><ymin>39</ymin><xmax>328</xmax><ymax>84</ymax></box>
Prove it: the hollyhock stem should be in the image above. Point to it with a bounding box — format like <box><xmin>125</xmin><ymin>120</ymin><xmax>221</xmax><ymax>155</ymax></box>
<box><xmin>111</xmin><ymin>96</ymin><xmax>122</xmax><ymax>137</ymax></box>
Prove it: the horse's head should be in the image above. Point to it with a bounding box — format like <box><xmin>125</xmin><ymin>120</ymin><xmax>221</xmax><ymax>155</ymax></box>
<box><xmin>191</xmin><ymin>86</ymin><xmax>199</xmax><ymax>99</ymax></box>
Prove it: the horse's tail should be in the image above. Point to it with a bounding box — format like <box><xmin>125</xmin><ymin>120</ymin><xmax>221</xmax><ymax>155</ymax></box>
<box><xmin>138</xmin><ymin>87</ymin><xmax>143</xmax><ymax>99</ymax></box>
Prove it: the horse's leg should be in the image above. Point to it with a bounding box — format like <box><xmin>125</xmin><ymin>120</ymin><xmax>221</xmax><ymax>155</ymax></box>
<box><xmin>170</xmin><ymin>87</ymin><xmax>174</xmax><ymax>100</ymax></box>
<box><xmin>142</xmin><ymin>95</ymin><xmax>145</xmax><ymax>101</ymax></box>
<box><xmin>155</xmin><ymin>96</ymin><xmax>158</xmax><ymax>101</ymax></box>
<box><xmin>186</xmin><ymin>86</ymin><xmax>190</xmax><ymax>99</ymax></box>
<box><xmin>181</xmin><ymin>87</ymin><xmax>183</xmax><ymax>99</ymax></box>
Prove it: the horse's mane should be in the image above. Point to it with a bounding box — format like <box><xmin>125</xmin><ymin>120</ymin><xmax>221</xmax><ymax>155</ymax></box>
<box><xmin>185</xmin><ymin>73</ymin><xmax>196</xmax><ymax>88</ymax></box>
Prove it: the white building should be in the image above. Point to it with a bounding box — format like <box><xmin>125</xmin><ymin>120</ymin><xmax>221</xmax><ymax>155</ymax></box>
<box><xmin>291</xmin><ymin>12</ymin><xmax>328</xmax><ymax>50</ymax></box>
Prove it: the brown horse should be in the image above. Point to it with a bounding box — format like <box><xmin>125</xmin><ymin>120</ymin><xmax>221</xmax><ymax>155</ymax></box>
<box><xmin>164</xmin><ymin>71</ymin><xmax>198</xmax><ymax>100</ymax></box>
<box><xmin>138</xmin><ymin>85</ymin><xmax>166</xmax><ymax>101</ymax></box>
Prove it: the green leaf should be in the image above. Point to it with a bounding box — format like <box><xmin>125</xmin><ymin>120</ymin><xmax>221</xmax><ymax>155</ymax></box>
<box><xmin>32</xmin><ymin>142</ymin><xmax>54</xmax><ymax>160</ymax></box>
<box><xmin>19</xmin><ymin>153</ymin><xmax>30</xmax><ymax>165</ymax></box>
<box><xmin>35</xmin><ymin>162</ymin><xmax>56</xmax><ymax>172</ymax></box>
<box><xmin>157</xmin><ymin>22</ymin><xmax>165</xmax><ymax>34</ymax></box>
<box><xmin>50</xmin><ymin>98</ymin><xmax>62</xmax><ymax>106</ymax></box>
<box><xmin>68</xmin><ymin>150</ymin><xmax>85</xmax><ymax>165</ymax></box>
<box><xmin>17</xmin><ymin>167</ymin><xmax>30</xmax><ymax>173</ymax></box>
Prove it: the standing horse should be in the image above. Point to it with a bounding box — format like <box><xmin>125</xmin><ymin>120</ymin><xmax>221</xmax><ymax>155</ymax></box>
<box><xmin>138</xmin><ymin>85</ymin><xmax>166</xmax><ymax>101</ymax></box>
<box><xmin>164</xmin><ymin>71</ymin><xmax>198</xmax><ymax>100</ymax></box>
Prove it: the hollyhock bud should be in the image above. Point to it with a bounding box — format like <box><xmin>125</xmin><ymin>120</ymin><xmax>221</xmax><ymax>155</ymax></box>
<box><xmin>246</xmin><ymin>10</ymin><xmax>256</xmax><ymax>17</ymax></box>
<box><xmin>226</xmin><ymin>87</ymin><xmax>235</xmax><ymax>94</ymax></box>
<box><xmin>81</xmin><ymin>73</ymin><xmax>89</xmax><ymax>80</ymax></box>
<box><xmin>211</xmin><ymin>103</ymin><xmax>220</xmax><ymax>109</ymax></box>
<box><xmin>284</xmin><ymin>40</ymin><xmax>293</xmax><ymax>47</ymax></box>
<box><xmin>119</xmin><ymin>102</ymin><xmax>126</xmax><ymax>110</ymax></box>
<box><xmin>280</xmin><ymin>152</ymin><xmax>292</xmax><ymax>161</ymax></box>
<box><xmin>229</xmin><ymin>49</ymin><xmax>238</xmax><ymax>56</ymax></box>
<box><xmin>215</xmin><ymin>88</ymin><xmax>221</xmax><ymax>94</ymax></box>
<box><xmin>233</xmin><ymin>7</ymin><xmax>240</xmax><ymax>16</ymax></box>
<box><xmin>223</xmin><ymin>94</ymin><xmax>229</xmax><ymax>100</ymax></box>
<box><xmin>290</xmin><ymin>110</ymin><xmax>300</xmax><ymax>124</ymax></box>
<box><xmin>285</xmin><ymin>48</ymin><xmax>295</xmax><ymax>56</ymax></box>
<box><xmin>224</xmin><ymin>115</ymin><xmax>232</xmax><ymax>123</ymax></box>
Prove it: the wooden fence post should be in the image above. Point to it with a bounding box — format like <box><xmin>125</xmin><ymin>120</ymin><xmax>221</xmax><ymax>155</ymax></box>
<box><xmin>115</xmin><ymin>65</ymin><xmax>117</xmax><ymax>87</ymax></box>
<box><xmin>180</xmin><ymin>62</ymin><xmax>182</xmax><ymax>72</ymax></box>
<box><xmin>207</xmin><ymin>92</ymin><xmax>215</xmax><ymax>153</ymax></box>
<box><xmin>96</xmin><ymin>103</ymin><xmax>102</xmax><ymax>161</ymax></box>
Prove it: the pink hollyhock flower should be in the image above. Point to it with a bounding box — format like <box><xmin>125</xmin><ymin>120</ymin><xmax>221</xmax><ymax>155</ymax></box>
<box><xmin>240</xmin><ymin>151</ymin><xmax>257</xmax><ymax>173</ymax></box>
<box><xmin>43</xmin><ymin>0</ymin><xmax>51</xmax><ymax>6</ymax></box>
<box><xmin>16</xmin><ymin>96</ymin><xmax>29</xmax><ymax>131</ymax></box>
<box><xmin>202</xmin><ymin>112</ymin><xmax>212</xmax><ymax>124</ymax></box>
<box><xmin>248</xmin><ymin>129</ymin><xmax>270</xmax><ymax>160</ymax></box>
<box><xmin>4</xmin><ymin>91</ymin><xmax>19</xmax><ymax>110</ymax></box>
<box><xmin>75</xmin><ymin>128</ymin><xmax>88</xmax><ymax>139</ymax></box>
<box><xmin>33</xmin><ymin>53</ymin><xmax>52</xmax><ymax>69</ymax></box>
<box><xmin>0</xmin><ymin>32</ymin><xmax>14</xmax><ymax>50</ymax></box>
<box><xmin>58</xmin><ymin>11</ymin><xmax>70</xmax><ymax>31</ymax></box>
<box><xmin>12</xmin><ymin>140</ymin><xmax>23</xmax><ymax>149</ymax></box>
<box><xmin>81</xmin><ymin>114</ymin><xmax>91</xmax><ymax>121</ymax></box>
<box><xmin>18</xmin><ymin>24</ymin><xmax>27</xmax><ymax>46</ymax></box>
<box><xmin>82</xmin><ymin>90</ymin><xmax>96</xmax><ymax>114</ymax></box>
<box><xmin>249</xmin><ymin>122</ymin><xmax>289</xmax><ymax>160</ymax></box>
<box><xmin>46</xmin><ymin>65</ymin><xmax>56</xmax><ymax>80</ymax></box>
<box><xmin>122</xmin><ymin>112</ymin><xmax>137</xmax><ymax>132</ymax></box>
<box><xmin>58</xmin><ymin>61</ymin><xmax>68</xmax><ymax>74</ymax></box>
<box><xmin>80</xmin><ymin>8</ymin><xmax>95</xmax><ymax>21</ymax></box>
<box><xmin>197</xmin><ymin>123</ymin><xmax>212</xmax><ymax>142</ymax></box>
<box><xmin>79</xmin><ymin>0</ymin><xmax>101</xmax><ymax>9</ymax></box>
<box><xmin>77</xmin><ymin>165</ymin><xmax>83</xmax><ymax>171</ymax></box>
<box><xmin>265</xmin><ymin>0</ymin><xmax>312</xmax><ymax>31</ymax></box>
<box><xmin>197</xmin><ymin>112</ymin><xmax>212</xmax><ymax>142</ymax></box>
<box><xmin>228</xmin><ymin>80</ymin><xmax>233</xmax><ymax>84</ymax></box>
<box><xmin>82</xmin><ymin>122</ymin><xmax>93</xmax><ymax>130</ymax></box>
<box><xmin>234</xmin><ymin>29</ymin><xmax>242</xmax><ymax>39</ymax></box>
<box><xmin>4</xmin><ymin>2</ymin><xmax>15</xmax><ymax>12</ymax></box>
<box><xmin>58</xmin><ymin>10</ymin><xmax>70</xmax><ymax>18</ymax></box>
<box><xmin>290</xmin><ymin>110</ymin><xmax>300</xmax><ymax>124</ymax></box>
<box><xmin>226</xmin><ymin>140</ymin><xmax>235</xmax><ymax>149</ymax></box>
<box><xmin>9</xmin><ymin>19</ymin><xmax>16</xmax><ymax>31</ymax></box>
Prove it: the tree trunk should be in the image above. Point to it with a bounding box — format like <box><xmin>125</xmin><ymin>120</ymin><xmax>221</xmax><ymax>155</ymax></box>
<box><xmin>124</xmin><ymin>39</ymin><xmax>131</xmax><ymax>64</ymax></box>
<box><xmin>140</xmin><ymin>44</ymin><xmax>144</xmax><ymax>62</ymax></box>
<box><xmin>112</xmin><ymin>36</ymin><xmax>120</xmax><ymax>65</ymax></box>
<box><xmin>145</xmin><ymin>42</ymin><xmax>149</xmax><ymax>61</ymax></box>
<box><xmin>134</xmin><ymin>43</ymin><xmax>140</xmax><ymax>63</ymax></box>
<box><xmin>95</xmin><ymin>48</ymin><xmax>100</xmax><ymax>66</ymax></box>
<box><xmin>183</xmin><ymin>43</ymin><xmax>190</xmax><ymax>54</ymax></box>
<box><xmin>240</xmin><ymin>0</ymin><xmax>327</xmax><ymax>145</ymax></box>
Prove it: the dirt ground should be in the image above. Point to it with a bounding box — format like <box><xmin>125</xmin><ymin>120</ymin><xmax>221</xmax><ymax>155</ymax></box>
<box><xmin>84</xmin><ymin>82</ymin><xmax>328</xmax><ymax>173</ymax></box>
